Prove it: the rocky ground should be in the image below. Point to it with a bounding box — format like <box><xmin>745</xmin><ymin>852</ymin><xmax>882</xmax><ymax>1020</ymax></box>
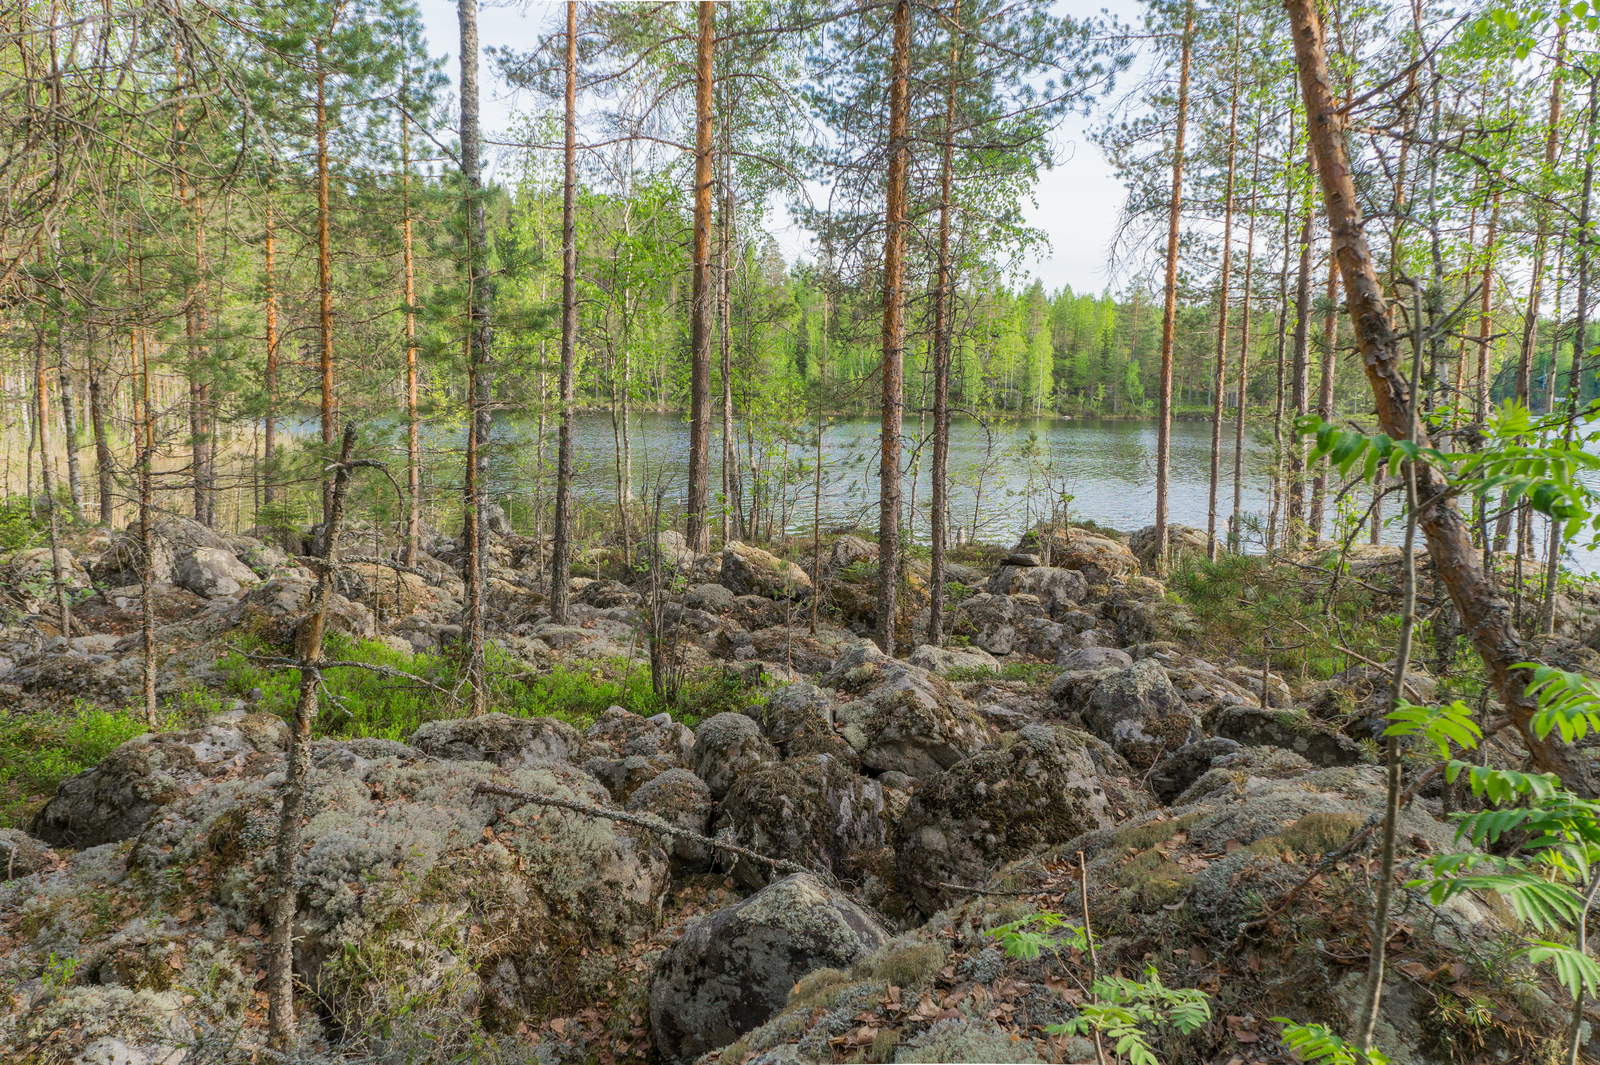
<box><xmin>0</xmin><ymin>513</ymin><xmax>1597</xmax><ymax>1064</ymax></box>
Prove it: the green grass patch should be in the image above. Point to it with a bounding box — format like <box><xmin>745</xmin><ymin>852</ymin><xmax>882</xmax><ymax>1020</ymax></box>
<box><xmin>0</xmin><ymin>701</ymin><xmax>167</xmax><ymax>828</ymax></box>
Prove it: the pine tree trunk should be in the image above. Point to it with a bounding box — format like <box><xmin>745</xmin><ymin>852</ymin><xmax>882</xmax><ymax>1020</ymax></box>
<box><xmin>263</xmin><ymin>190</ymin><xmax>280</xmax><ymax>509</ymax></box>
<box><xmin>1152</xmin><ymin>0</ymin><xmax>1193</xmax><ymax>572</ymax></box>
<box><xmin>876</xmin><ymin>0</ymin><xmax>911</xmax><ymax>655</ymax></box>
<box><xmin>1287</xmin><ymin>0</ymin><xmax>1591</xmax><ymax>788</ymax></box>
<box><xmin>459</xmin><ymin>0</ymin><xmax>490</xmax><ymax>714</ymax></box>
<box><xmin>1310</xmin><ymin>250</ymin><xmax>1339</xmax><ymax>542</ymax></box>
<box><xmin>685</xmin><ymin>0</ymin><xmax>716</xmax><ymax>553</ymax></box>
<box><xmin>1287</xmin><ymin>194</ymin><xmax>1313</xmax><ymax>544</ymax></box>
<box><xmin>87</xmin><ymin>321</ymin><xmax>113</xmax><ymax>526</ymax></box>
<box><xmin>1231</xmin><ymin>124</ymin><xmax>1262</xmax><ymax>553</ymax></box>
<box><xmin>927</xmin><ymin>0</ymin><xmax>959</xmax><ymax>646</ymax></box>
<box><xmin>1207</xmin><ymin>11</ymin><xmax>1240</xmax><ymax>562</ymax></box>
<box><xmin>550</xmin><ymin>0</ymin><xmax>579</xmax><ymax>624</ymax></box>
<box><xmin>720</xmin><ymin>110</ymin><xmax>739</xmax><ymax>543</ymax></box>
<box><xmin>401</xmin><ymin>118</ymin><xmax>420</xmax><ymax>564</ymax></box>
<box><xmin>316</xmin><ymin>42</ymin><xmax>336</xmax><ymax>520</ymax></box>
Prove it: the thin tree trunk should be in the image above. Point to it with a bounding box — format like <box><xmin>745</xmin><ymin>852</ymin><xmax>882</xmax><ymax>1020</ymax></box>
<box><xmin>927</xmin><ymin>0</ymin><xmax>959</xmax><ymax>644</ymax></box>
<box><xmin>1153</xmin><ymin>0</ymin><xmax>1194</xmax><ymax>573</ymax></box>
<box><xmin>1287</xmin><ymin>187</ymin><xmax>1313</xmax><ymax>544</ymax></box>
<box><xmin>1207</xmin><ymin>13</ymin><xmax>1240</xmax><ymax>562</ymax></box>
<box><xmin>550</xmin><ymin>0</ymin><xmax>579</xmax><ymax>624</ymax></box>
<box><xmin>316</xmin><ymin>41</ymin><xmax>336</xmax><ymax>520</ymax></box>
<box><xmin>263</xmin><ymin>189</ymin><xmax>280</xmax><ymax>509</ymax></box>
<box><xmin>720</xmin><ymin>111</ymin><xmax>739</xmax><ymax>544</ymax></box>
<box><xmin>401</xmin><ymin>115</ymin><xmax>420</xmax><ymax>565</ymax></box>
<box><xmin>87</xmin><ymin>321</ymin><xmax>113</xmax><ymax>527</ymax></box>
<box><xmin>57</xmin><ymin>335</ymin><xmax>82</xmax><ymax>522</ymax></box>
<box><xmin>685</xmin><ymin>0</ymin><xmax>715</xmax><ymax>553</ymax></box>
<box><xmin>1288</xmin><ymin>0</ymin><xmax>1591</xmax><ymax>788</ymax></box>
<box><xmin>1231</xmin><ymin>125</ymin><xmax>1262</xmax><ymax>553</ymax></box>
<box><xmin>1310</xmin><ymin>250</ymin><xmax>1339</xmax><ymax>542</ymax></box>
<box><xmin>266</xmin><ymin>423</ymin><xmax>357</xmax><ymax>1050</ymax></box>
<box><xmin>876</xmin><ymin>0</ymin><xmax>911</xmax><ymax>655</ymax></box>
<box><xmin>459</xmin><ymin>0</ymin><xmax>490</xmax><ymax>714</ymax></box>
<box><xmin>1268</xmin><ymin>113</ymin><xmax>1296</xmax><ymax>553</ymax></box>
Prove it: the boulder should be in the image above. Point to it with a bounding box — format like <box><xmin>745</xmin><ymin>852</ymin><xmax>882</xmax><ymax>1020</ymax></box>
<box><xmin>410</xmin><ymin>712</ymin><xmax>590</xmax><ymax>768</ymax></box>
<box><xmin>1174</xmin><ymin>745</ymin><xmax>1316</xmax><ymax>806</ymax></box>
<box><xmin>648</xmin><ymin>873</ymin><xmax>888</xmax><ymax>1065</ymax></box>
<box><xmin>1144</xmin><ymin>737</ymin><xmax>1244</xmax><ymax>805</ymax></box>
<box><xmin>894</xmin><ymin>724</ymin><xmax>1147</xmax><ymax>914</ymax></box>
<box><xmin>1206</xmin><ymin>705</ymin><xmax>1368</xmax><ymax>767</ymax></box>
<box><xmin>30</xmin><ymin>714</ymin><xmax>288</xmax><ymax>848</ymax></box>
<box><xmin>173</xmin><ymin>546</ymin><xmax>259</xmax><ymax>599</ymax></box>
<box><xmin>0</xmin><ymin>828</ymin><xmax>55</xmax><ymax>879</ymax></box>
<box><xmin>986</xmin><ymin>566</ymin><xmax>1089</xmax><ymax>618</ymax></box>
<box><xmin>684</xmin><ymin>582</ymin><xmax>738</xmax><ymax>615</ymax></box>
<box><xmin>755</xmin><ymin>682</ymin><xmax>855</xmax><ymax>762</ymax></box>
<box><xmin>224</xmin><ymin>577</ymin><xmax>376</xmax><ymax>648</ymax></box>
<box><xmin>950</xmin><ymin>592</ymin><xmax>1045</xmax><ymax>656</ymax></box>
<box><xmin>713</xmin><ymin>755</ymin><xmax>890</xmax><ymax>889</ymax></box>
<box><xmin>1082</xmin><ymin>659</ymin><xmax>1201</xmax><ymax>770</ymax></box>
<box><xmin>825</xmin><ymin>535</ymin><xmax>878</xmax><ymax>574</ymax></box>
<box><xmin>5</xmin><ymin>546</ymin><xmax>90</xmax><ymax>592</ymax></box>
<box><xmin>819</xmin><ymin>640</ymin><xmax>891</xmax><ymax>691</ymax></box>
<box><xmin>1046</xmin><ymin>527</ymin><xmax>1140</xmax><ymax>583</ymax></box>
<box><xmin>693</xmin><ymin>713</ymin><xmax>779</xmax><ymax>800</ymax></box>
<box><xmin>334</xmin><ymin>561</ymin><xmax>432</xmax><ymax>616</ymax></box>
<box><xmin>833</xmin><ymin>662</ymin><xmax>991</xmax><ymax>780</ymax></box>
<box><xmin>627</xmin><ymin>768</ymin><xmax>714</xmax><ymax>872</ymax></box>
<box><xmin>92</xmin><ymin>516</ymin><xmax>232</xmax><ymax>585</ymax></box>
<box><xmin>639</xmin><ymin>529</ymin><xmax>698</xmax><ymax>575</ymax></box>
<box><xmin>908</xmin><ymin>643</ymin><xmax>999</xmax><ymax>675</ymax></box>
<box><xmin>720</xmin><ymin>542</ymin><xmax>813</xmax><ymax>600</ymax></box>
<box><xmin>1055</xmin><ymin>646</ymin><xmax>1133</xmax><ymax>671</ymax></box>
<box><xmin>1128</xmin><ymin>523</ymin><xmax>1210</xmax><ymax>570</ymax></box>
<box><xmin>585</xmin><ymin>705</ymin><xmax>695</xmax><ymax>765</ymax></box>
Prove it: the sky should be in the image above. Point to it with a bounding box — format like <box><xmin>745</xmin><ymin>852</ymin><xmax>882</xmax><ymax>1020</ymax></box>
<box><xmin>415</xmin><ymin>0</ymin><xmax>1137</xmax><ymax>296</ymax></box>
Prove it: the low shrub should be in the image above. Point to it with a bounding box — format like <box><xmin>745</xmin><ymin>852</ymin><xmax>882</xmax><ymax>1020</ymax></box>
<box><xmin>0</xmin><ymin>701</ymin><xmax>163</xmax><ymax>828</ymax></box>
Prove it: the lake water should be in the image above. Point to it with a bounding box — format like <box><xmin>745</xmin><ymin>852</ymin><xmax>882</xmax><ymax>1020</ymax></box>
<box><xmin>477</xmin><ymin>411</ymin><xmax>1287</xmax><ymax>548</ymax></box>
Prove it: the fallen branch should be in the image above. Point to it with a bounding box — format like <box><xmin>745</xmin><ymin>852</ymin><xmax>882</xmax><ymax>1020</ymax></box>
<box><xmin>472</xmin><ymin>781</ymin><xmax>822</xmax><ymax>880</ymax></box>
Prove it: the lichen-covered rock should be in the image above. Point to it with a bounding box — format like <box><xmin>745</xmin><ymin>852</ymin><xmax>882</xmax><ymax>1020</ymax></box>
<box><xmin>583</xmin><ymin>706</ymin><xmax>695</xmax><ymax>801</ymax></box>
<box><xmin>92</xmin><ymin>516</ymin><xmax>233</xmax><ymax>585</ymax></box>
<box><xmin>1173</xmin><ymin>745</ymin><xmax>1316</xmax><ymax>806</ymax></box>
<box><xmin>173</xmin><ymin>546</ymin><xmax>259</xmax><ymax>599</ymax></box>
<box><xmin>1</xmin><ymin>987</ymin><xmax>196</xmax><ymax>1065</ymax></box>
<box><xmin>1128</xmin><ymin>523</ymin><xmax>1210</xmax><ymax>570</ymax></box>
<box><xmin>693</xmin><ymin>712</ymin><xmax>780</xmax><ymax>799</ymax></box>
<box><xmin>833</xmin><ymin>662</ymin><xmax>991</xmax><ymax>780</ymax></box>
<box><xmin>1205</xmin><ymin>704</ymin><xmax>1368</xmax><ymax>767</ymax></box>
<box><xmin>825</xmin><ymin>535</ymin><xmax>878</xmax><ymax>574</ymax></box>
<box><xmin>223</xmin><ymin>576</ymin><xmax>376</xmax><ymax>648</ymax></box>
<box><xmin>819</xmin><ymin>640</ymin><xmax>890</xmax><ymax>691</ymax></box>
<box><xmin>627</xmin><ymin>768</ymin><xmax>713</xmax><ymax>872</ymax></box>
<box><xmin>1306</xmin><ymin>663</ymin><xmax>1439</xmax><ymax>739</ymax></box>
<box><xmin>30</xmin><ymin>715</ymin><xmax>287</xmax><ymax>848</ymax></box>
<box><xmin>410</xmin><ymin>712</ymin><xmax>591</xmax><ymax>769</ymax></box>
<box><xmin>721</xmin><ymin>542</ymin><xmax>813</xmax><ymax>600</ymax></box>
<box><xmin>894</xmin><ymin>724</ymin><xmax>1147</xmax><ymax>914</ymax></box>
<box><xmin>334</xmin><ymin>560</ymin><xmax>432</xmax><ymax>616</ymax></box>
<box><xmin>1082</xmin><ymin>659</ymin><xmax>1200</xmax><ymax>770</ymax></box>
<box><xmin>908</xmin><ymin>643</ymin><xmax>999</xmax><ymax>675</ymax></box>
<box><xmin>713</xmin><ymin>755</ymin><xmax>889</xmax><ymax>889</ymax></box>
<box><xmin>647</xmin><ymin>873</ymin><xmax>887</xmax><ymax>1065</ymax></box>
<box><xmin>1043</xmin><ymin>527</ymin><xmax>1139</xmax><ymax>583</ymax></box>
<box><xmin>985</xmin><ymin>565</ymin><xmax>1088</xmax><ymax>618</ymax></box>
<box><xmin>756</xmin><ymin>682</ymin><xmax>856</xmax><ymax>762</ymax></box>
<box><xmin>1055</xmin><ymin>645</ymin><xmax>1133</xmax><ymax>671</ymax></box>
<box><xmin>0</xmin><ymin>828</ymin><xmax>55</xmax><ymax>879</ymax></box>
<box><xmin>1145</xmin><ymin>736</ymin><xmax>1244</xmax><ymax>805</ymax></box>
<box><xmin>949</xmin><ymin>592</ymin><xmax>1044</xmax><ymax>656</ymax></box>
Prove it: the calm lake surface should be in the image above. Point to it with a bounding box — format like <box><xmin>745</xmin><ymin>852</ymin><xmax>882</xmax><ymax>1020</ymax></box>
<box><xmin>476</xmin><ymin>411</ymin><xmax>1284</xmax><ymax>548</ymax></box>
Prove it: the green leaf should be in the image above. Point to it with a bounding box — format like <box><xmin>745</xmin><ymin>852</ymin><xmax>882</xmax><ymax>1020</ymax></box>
<box><xmin>1522</xmin><ymin>941</ymin><xmax>1600</xmax><ymax>999</ymax></box>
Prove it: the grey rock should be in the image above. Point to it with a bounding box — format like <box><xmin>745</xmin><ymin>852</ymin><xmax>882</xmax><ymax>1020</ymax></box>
<box><xmin>693</xmin><ymin>713</ymin><xmax>779</xmax><ymax>799</ymax></box>
<box><xmin>648</xmin><ymin>872</ymin><xmax>888</xmax><ymax>1065</ymax></box>
<box><xmin>0</xmin><ymin>827</ymin><xmax>54</xmax><ymax>879</ymax></box>
<box><xmin>1145</xmin><ymin>737</ymin><xmax>1243</xmax><ymax>805</ymax></box>
<box><xmin>1082</xmin><ymin>659</ymin><xmax>1200</xmax><ymax>770</ymax></box>
<box><xmin>173</xmin><ymin>546</ymin><xmax>259</xmax><ymax>599</ymax></box>
<box><xmin>720</xmin><ymin>541</ymin><xmax>813</xmax><ymax>600</ymax></box>
<box><xmin>1055</xmin><ymin>646</ymin><xmax>1133</xmax><ymax>671</ymax></box>
<box><xmin>410</xmin><ymin>712</ymin><xmax>591</xmax><ymax>769</ymax></box>
<box><xmin>894</xmin><ymin>724</ymin><xmax>1149</xmax><ymax>914</ymax></box>
<box><xmin>987</xmin><ymin>565</ymin><xmax>1089</xmax><ymax>617</ymax></box>
<box><xmin>1206</xmin><ymin>705</ymin><xmax>1367</xmax><ymax>767</ymax></box>
<box><xmin>908</xmin><ymin>643</ymin><xmax>999</xmax><ymax>675</ymax></box>
<box><xmin>627</xmin><ymin>768</ymin><xmax>714</xmax><ymax>872</ymax></box>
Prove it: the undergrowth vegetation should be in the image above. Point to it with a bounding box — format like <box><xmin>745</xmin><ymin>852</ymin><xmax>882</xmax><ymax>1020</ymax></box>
<box><xmin>0</xmin><ymin>701</ymin><xmax>167</xmax><ymax>828</ymax></box>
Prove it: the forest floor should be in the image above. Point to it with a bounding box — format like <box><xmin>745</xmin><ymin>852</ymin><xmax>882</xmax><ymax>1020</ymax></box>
<box><xmin>1</xmin><ymin>510</ymin><xmax>1598</xmax><ymax>1064</ymax></box>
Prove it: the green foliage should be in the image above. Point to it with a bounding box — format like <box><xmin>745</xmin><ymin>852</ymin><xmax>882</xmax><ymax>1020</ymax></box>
<box><xmin>41</xmin><ymin>952</ymin><xmax>80</xmax><ymax>993</ymax></box>
<box><xmin>0</xmin><ymin>701</ymin><xmax>160</xmax><ymax>828</ymax></box>
<box><xmin>1274</xmin><ymin>1020</ymin><xmax>1390</xmax><ymax>1065</ymax></box>
<box><xmin>1051</xmin><ymin>969</ymin><xmax>1210</xmax><ymax>1065</ymax></box>
<box><xmin>1519</xmin><ymin>664</ymin><xmax>1600</xmax><ymax>743</ymax></box>
<box><xmin>986</xmin><ymin>911</ymin><xmax>1090</xmax><ymax>962</ymax></box>
<box><xmin>1384</xmin><ymin>700</ymin><xmax>1481</xmax><ymax>759</ymax></box>
<box><xmin>0</xmin><ymin>495</ymin><xmax>41</xmax><ymax>552</ymax></box>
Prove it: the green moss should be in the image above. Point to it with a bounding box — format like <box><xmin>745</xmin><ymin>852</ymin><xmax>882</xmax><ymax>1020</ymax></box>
<box><xmin>866</xmin><ymin>942</ymin><xmax>947</xmax><ymax>990</ymax></box>
<box><xmin>1110</xmin><ymin>812</ymin><xmax>1204</xmax><ymax>858</ymax></box>
<box><xmin>789</xmin><ymin>967</ymin><xmax>853</xmax><ymax>1010</ymax></box>
<box><xmin>869</xmin><ymin>1028</ymin><xmax>901</xmax><ymax>1061</ymax></box>
<box><xmin>1116</xmin><ymin>850</ymin><xmax>1195</xmax><ymax>911</ymax></box>
<box><xmin>1276</xmin><ymin>812</ymin><xmax>1362</xmax><ymax>857</ymax></box>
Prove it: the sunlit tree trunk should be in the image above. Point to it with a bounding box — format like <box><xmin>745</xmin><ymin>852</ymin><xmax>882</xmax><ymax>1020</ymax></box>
<box><xmin>1207</xmin><ymin>10</ymin><xmax>1239</xmax><ymax>562</ymax></box>
<box><xmin>1152</xmin><ymin>0</ymin><xmax>1193</xmax><ymax>572</ymax></box>
<box><xmin>86</xmin><ymin>321</ymin><xmax>113</xmax><ymax>526</ymax></box>
<box><xmin>927</xmin><ymin>0</ymin><xmax>959</xmax><ymax>644</ymax></box>
<box><xmin>876</xmin><ymin>0</ymin><xmax>910</xmax><ymax>654</ymax></box>
<box><xmin>1230</xmin><ymin>123</ymin><xmax>1261</xmax><ymax>554</ymax></box>
<box><xmin>685</xmin><ymin>0</ymin><xmax>715</xmax><ymax>553</ymax></box>
<box><xmin>316</xmin><ymin>40</ymin><xmax>336</xmax><ymax>520</ymax></box>
<box><xmin>550</xmin><ymin>0</ymin><xmax>578</xmax><ymax>623</ymax></box>
<box><xmin>1309</xmin><ymin>250</ymin><xmax>1339</xmax><ymax>542</ymax></box>
<box><xmin>401</xmin><ymin>114</ymin><xmax>420</xmax><ymax>564</ymax></box>
<box><xmin>459</xmin><ymin>0</ymin><xmax>490</xmax><ymax>713</ymax></box>
<box><xmin>263</xmin><ymin>190</ymin><xmax>280</xmax><ymax>509</ymax></box>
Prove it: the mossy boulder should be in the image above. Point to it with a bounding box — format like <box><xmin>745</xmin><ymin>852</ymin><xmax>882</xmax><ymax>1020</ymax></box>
<box><xmin>894</xmin><ymin>724</ymin><xmax>1148</xmax><ymax>915</ymax></box>
<box><xmin>1082</xmin><ymin>659</ymin><xmax>1200</xmax><ymax>771</ymax></box>
<box><xmin>713</xmin><ymin>755</ymin><xmax>890</xmax><ymax>889</ymax></box>
<box><xmin>757</xmin><ymin>682</ymin><xmax>856</xmax><ymax>762</ymax></box>
<box><xmin>721</xmin><ymin>542</ymin><xmax>813</xmax><ymax>600</ymax></box>
<box><xmin>1205</xmin><ymin>704</ymin><xmax>1368</xmax><ymax>767</ymax></box>
<box><xmin>647</xmin><ymin>873</ymin><xmax>888</xmax><ymax>1065</ymax></box>
<box><xmin>693</xmin><ymin>713</ymin><xmax>780</xmax><ymax>799</ymax></box>
<box><xmin>626</xmin><ymin>768</ymin><xmax>714</xmax><ymax>872</ymax></box>
<box><xmin>410</xmin><ymin>712</ymin><xmax>591</xmax><ymax>769</ymax></box>
<box><xmin>30</xmin><ymin>715</ymin><xmax>287</xmax><ymax>848</ymax></box>
<box><xmin>985</xmin><ymin>565</ymin><xmax>1089</xmax><ymax>618</ymax></box>
<box><xmin>834</xmin><ymin>662</ymin><xmax>992</xmax><ymax>780</ymax></box>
